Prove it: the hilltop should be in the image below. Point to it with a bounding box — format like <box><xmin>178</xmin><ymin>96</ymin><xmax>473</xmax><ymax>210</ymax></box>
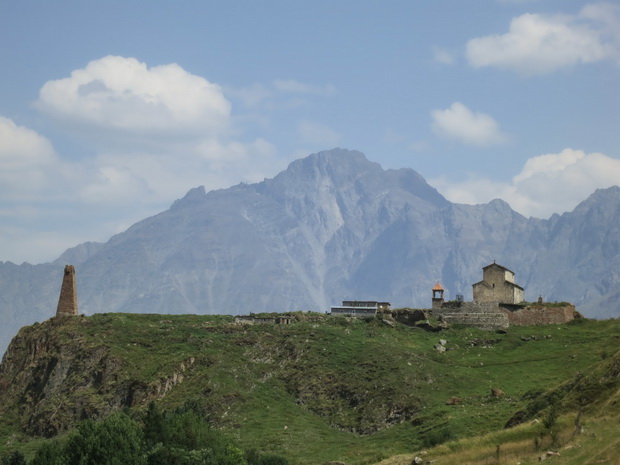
<box><xmin>1</xmin><ymin>312</ymin><xmax>619</xmax><ymax>464</ymax></box>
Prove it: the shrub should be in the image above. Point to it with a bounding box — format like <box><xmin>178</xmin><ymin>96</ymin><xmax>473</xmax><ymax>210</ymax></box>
<box><xmin>422</xmin><ymin>427</ymin><xmax>456</xmax><ymax>448</ymax></box>
<box><xmin>30</xmin><ymin>440</ymin><xmax>65</xmax><ymax>465</ymax></box>
<box><xmin>246</xmin><ymin>449</ymin><xmax>291</xmax><ymax>465</ymax></box>
<box><xmin>65</xmin><ymin>412</ymin><xmax>147</xmax><ymax>465</ymax></box>
<box><xmin>0</xmin><ymin>451</ymin><xmax>26</xmax><ymax>465</ymax></box>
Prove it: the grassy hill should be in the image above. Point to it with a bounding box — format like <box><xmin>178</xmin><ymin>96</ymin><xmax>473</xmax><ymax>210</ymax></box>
<box><xmin>1</xmin><ymin>312</ymin><xmax>619</xmax><ymax>464</ymax></box>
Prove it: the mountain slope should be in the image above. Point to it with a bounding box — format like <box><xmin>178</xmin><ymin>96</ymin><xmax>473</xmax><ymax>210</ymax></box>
<box><xmin>0</xmin><ymin>148</ymin><xmax>619</xmax><ymax>355</ymax></box>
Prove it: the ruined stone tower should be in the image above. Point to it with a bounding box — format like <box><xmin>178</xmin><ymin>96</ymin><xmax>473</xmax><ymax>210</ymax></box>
<box><xmin>56</xmin><ymin>265</ymin><xmax>78</xmax><ymax>316</ymax></box>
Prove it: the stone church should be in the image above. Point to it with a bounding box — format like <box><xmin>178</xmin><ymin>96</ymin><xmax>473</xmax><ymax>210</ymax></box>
<box><xmin>472</xmin><ymin>262</ymin><xmax>524</xmax><ymax>305</ymax></box>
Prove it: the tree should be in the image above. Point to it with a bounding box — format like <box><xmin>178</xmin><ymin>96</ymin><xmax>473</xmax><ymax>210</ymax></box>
<box><xmin>144</xmin><ymin>401</ymin><xmax>168</xmax><ymax>447</ymax></box>
<box><xmin>0</xmin><ymin>451</ymin><xmax>25</xmax><ymax>465</ymax></box>
<box><xmin>30</xmin><ymin>440</ymin><xmax>65</xmax><ymax>465</ymax></box>
<box><xmin>167</xmin><ymin>410</ymin><xmax>212</xmax><ymax>451</ymax></box>
<box><xmin>65</xmin><ymin>412</ymin><xmax>147</xmax><ymax>465</ymax></box>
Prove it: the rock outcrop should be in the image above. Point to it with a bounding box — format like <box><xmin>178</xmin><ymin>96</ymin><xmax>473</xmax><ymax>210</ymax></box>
<box><xmin>0</xmin><ymin>317</ymin><xmax>192</xmax><ymax>437</ymax></box>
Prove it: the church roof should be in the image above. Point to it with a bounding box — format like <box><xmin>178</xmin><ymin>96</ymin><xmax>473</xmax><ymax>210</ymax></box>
<box><xmin>482</xmin><ymin>262</ymin><xmax>514</xmax><ymax>274</ymax></box>
<box><xmin>432</xmin><ymin>282</ymin><xmax>444</xmax><ymax>291</ymax></box>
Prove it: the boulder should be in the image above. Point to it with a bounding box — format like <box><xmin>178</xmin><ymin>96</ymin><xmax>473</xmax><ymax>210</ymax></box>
<box><xmin>434</xmin><ymin>344</ymin><xmax>446</xmax><ymax>353</ymax></box>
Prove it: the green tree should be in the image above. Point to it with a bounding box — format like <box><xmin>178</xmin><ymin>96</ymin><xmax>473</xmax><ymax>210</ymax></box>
<box><xmin>167</xmin><ymin>410</ymin><xmax>212</xmax><ymax>451</ymax></box>
<box><xmin>217</xmin><ymin>444</ymin><xmax>247</xmax><ymax>465</ymax></box>
<box><xmin>30</xmin><ymin>440</ymin><xmax>65</xmax><ymax>465</ymax></box>
<box><xmin>65</xmin><ymin>412</ymin><xmax>147</xmax><ymax>465</ymax></box>
<box><xmin>144</xmin><ymin>401</ymin><xmax>168</xmax><ymax>448</ymax></box>
<box><xmin>0</xmin><ymin>451</ymin><xmax>26</xmax><ymax>465</ymax></box>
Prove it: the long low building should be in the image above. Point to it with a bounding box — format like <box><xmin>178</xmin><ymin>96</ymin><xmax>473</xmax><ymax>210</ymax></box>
<box><xmin>330</xmin><ymin>301</ymin><xmax>390</xmax><ymax>318</ymax></box>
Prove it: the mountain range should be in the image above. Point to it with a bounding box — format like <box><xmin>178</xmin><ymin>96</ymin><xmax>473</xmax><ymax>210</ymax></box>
<box><xmin>1</xmin><ymin>148</ymin><xmax>619</xmax><ymax>355</ymax></box>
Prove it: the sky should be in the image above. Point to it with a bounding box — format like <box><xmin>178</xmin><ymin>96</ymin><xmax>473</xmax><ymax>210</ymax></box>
<box><xmin>1</xmin><ymin>0</ymin><xmax>619</xmax><ymax>264</ymax></box>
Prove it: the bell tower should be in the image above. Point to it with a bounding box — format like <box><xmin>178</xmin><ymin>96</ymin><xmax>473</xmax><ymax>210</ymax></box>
<box><xmin>432</xmin><ymin>282</ymin><xmax>444</xmax><ymax>309</ymax></box>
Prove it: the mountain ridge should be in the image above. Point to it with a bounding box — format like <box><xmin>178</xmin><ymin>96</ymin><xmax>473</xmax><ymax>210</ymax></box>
<box><xmin>1</xmin><ymin>148</ymin><xmax>619</xmax><ymax>356</ymax></box>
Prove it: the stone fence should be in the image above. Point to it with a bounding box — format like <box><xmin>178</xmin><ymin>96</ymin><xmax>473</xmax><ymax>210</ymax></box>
<box><xmin>432</xmin><ymin>302</ymin><xmax>509</xmax><ymax>330</ymax></box>
<box><xmin>431</xmin><ymin>301</ymin><xmax>577</xmax><ymax>330</ymax></box>
<box><xmin>502</xmin><ymin>304</ymin><xmax>577</xmax><ymax>326</ymax></box>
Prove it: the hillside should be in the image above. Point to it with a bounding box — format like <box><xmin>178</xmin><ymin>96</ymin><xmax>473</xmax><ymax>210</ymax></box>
<box><xmin>1</xmin><ymin>312</ymin><xmax>620</xmax><ymax>464</ymax></box>
<box><xmin>1</xmin><ymin>148</ymin><xmax>620</xmax><ymax>357</ymax></box>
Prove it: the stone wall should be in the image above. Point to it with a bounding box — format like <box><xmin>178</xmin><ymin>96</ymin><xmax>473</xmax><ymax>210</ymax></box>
<box><xmin>473</xmin><ymin>281</ymin><xmax>523</xmax><ymax>305</ymax></box>
<box><xmin>431</xmin><ymin>302</ymin><xmax>577</xmax><ymax>330</ymax></box>
<box><xmin>502</xmin><ymin>305</ymin><xmax>576</xmax><ymax>326</ymax></box>
<box><xmin>432</xmin><ymin>302</ymin><xmax>509</xmax><ymax>330</ymax></box>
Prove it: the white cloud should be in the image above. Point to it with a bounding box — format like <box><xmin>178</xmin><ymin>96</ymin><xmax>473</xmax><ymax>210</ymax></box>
<box><xmin>298</xmin><ymin>120</ymin><xmax>341</xmax><ymax>147</ymax></box>
<box><xmin>0</xmin><ymin>116</ymin><xmax>55</xmax><ymax>168</ymax></box>
<box><xmin>432</xmin><ymin>46</ymin><xmax>456</xmax><ymax>65</ymax></box>
<box><xmin>466</xmin><ymin>4</ymin><xmax>620</xmax><ymax>76</ymax></box>
<box><xmin>431</xmin><ymin>102</ymin><xmax>508</xmax><ymax>146</ymax></box>
<box><xmin>228</xmin><ymin>79</ymin><xmax>336</xmax><ymax>112</ymax></box>
<box><xmin>31</xmin><ymin>56</ymin><xmax>288</xmax><ymax>207</ymax></box>
<box><xmin>0</xmin><ymin>123</ymin><xmax>284</xmax><ymax>264</ymax></box>
<box><xmin>431</xmin><ymin>148</ymin><xmax>620</xmax><ymax>218</ymax></box>
<box><xmin>0</xmin><ymin>57</ymin><xmax>299</xmax><ymax>264</ymax></box>
<box><xmin>227</xmin><ymin>82</ymin><xmax>272</xmax><ymax>108</ymax></box>
<box><xmin>78</xmin><ymin>138</ymin><xmax>281</xmax><ymax>207</ymax></box>
<box><xmin>37</xmin><ymin>55</ymin><xmax>231</xmax><ymax>135</ymax></box>
<box><xmin>0</xmin><ymin>117</ymin><xmax>60</xmax><ymax>196</ymax></box>
<box><xmin>0</xmin><ymin>223</ymin><xmax>95</xmax><ymax>266</ymax></box>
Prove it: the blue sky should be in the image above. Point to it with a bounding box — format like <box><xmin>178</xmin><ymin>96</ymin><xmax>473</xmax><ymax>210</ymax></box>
<box><xmin>1</xmin><ymin>0</ymin><xmax>619</xmax><ymax>264</ymax></box>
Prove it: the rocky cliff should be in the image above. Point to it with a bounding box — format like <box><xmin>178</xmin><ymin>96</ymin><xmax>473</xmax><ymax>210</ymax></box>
<box><xmin>0</xmin><ymin>316</ymin><xmax>189</xmax><ymax>437</ymax></box>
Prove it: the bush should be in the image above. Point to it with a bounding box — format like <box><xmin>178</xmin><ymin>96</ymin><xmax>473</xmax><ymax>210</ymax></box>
<box><xmin>65</xmin><ymin>412</ymin><xmax>147</xmax><ymax>465</ymax></box>
<box><xmin>422</xmin><ymin>427</ymin><xmax>456</xmax><ymax>448</ymax></box>
<box><xmin>247</xmin><ymin>449</ymin><xmax>291</xmax><ymax>465</ymax></box>
<box><xmin>30</xmin><ymin>440</ymin><xmax>65</xmax><ymax>465</ymax></box>
<box><xmin>0</xmin><ymin>451</ymin><xmax>26</xmax><ymax>465</ymax></box>
<box><xmin>27</xmin><ymin>400</ymin><xmax>278</xmax><ymax>465</ymax></box>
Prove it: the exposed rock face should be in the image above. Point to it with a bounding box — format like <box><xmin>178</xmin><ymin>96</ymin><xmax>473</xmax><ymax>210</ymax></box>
<box><xmin>0</xmin><ymin>148</ymin><xmax>619</xmax><ymax>355</ymax></box>
<box><xmin>391</xmin><ymin>309</ymin><xmax>430</xmax><ymax>326</ymax></box>
<box><xmin>0</xmin><ymin>317</ymin><xmax>191</xmax><ymax>437</ymax></box>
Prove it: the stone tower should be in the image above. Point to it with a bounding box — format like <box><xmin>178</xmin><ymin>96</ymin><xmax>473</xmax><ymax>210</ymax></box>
<box><xmin>56</xmin><ymin>265</ymin><xmax>78</xmax><ymax>316</ymax></box>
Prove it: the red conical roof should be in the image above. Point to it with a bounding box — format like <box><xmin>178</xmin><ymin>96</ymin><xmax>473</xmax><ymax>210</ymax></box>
<box><xmin>432</xmin><ymin>282</ymin><xmax>444</xmax><ymax>291</ymax></box>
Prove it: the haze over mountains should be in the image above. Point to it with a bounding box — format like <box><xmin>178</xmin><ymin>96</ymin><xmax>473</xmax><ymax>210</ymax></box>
<box><xmin>1</xmin><ymin>148</ymin><xmax>619</xmax><ymax>355</ymax></box>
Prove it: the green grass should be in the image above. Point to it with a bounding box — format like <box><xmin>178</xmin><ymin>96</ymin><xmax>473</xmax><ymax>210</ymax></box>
<box><xmin>1</xmin><ymin>313</ymin><xmax>620</xmax><ymax>464</ymax></box>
